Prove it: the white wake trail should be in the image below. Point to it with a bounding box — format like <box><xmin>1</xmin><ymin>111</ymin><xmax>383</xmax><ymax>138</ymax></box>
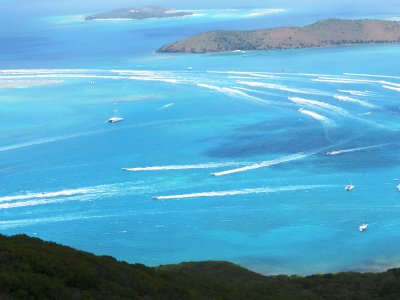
<box><xmin>333</xmin><ymin>94</ymin><xmax>376</xmax><ymax>108</ymax></box>
<box><xmin>154</xmin><ymin>185</ymin><xmax>331</xmax><ymax>200</ymax></box>
<box><xmin>289</xmin><ymin>97</ymin><xmax>348</xmax><ymax>116</ymax></box>
<box><xmin>123</xmin><ymin>162</ymin><xmax>243</xmax><ymax>172</ymax></box>
<box><xmin>298</xmin><ymin>108</ymin><xmax>335</xmax><ymax>126</ymax></box>
<box><xmin>382</xmin><ymin>85</ymin><xmax>400</xmax><ymax>92</ymax></box>
<box><xmin>337</xmin><ymin>90</ymin><xmax>372</xmax><ymax>97</ymax></box>
<box><xmin>212</xmin><ymin>152</ymin><xmax>311</xmax><ymax>177</ymax></box>
<box><xmin>0</xmin><ymin>133</ymin><xmax>87</xmax><ymax>153</ymax></box>
<box><xmin>237</xmin><ymin>81</ymin><xmax>322</xmax><ymax>95</ymax></box>
<box><xmin>196</xmin><ymin>83</ymin><xmax>269</xmax><ymax>104</ymax></box>
<box><xmin>326</xmin><ymin>143</ymin><xmax>392</xmax><ymax>156</ymax></box>
<box><xmin>0</xmin><ymin>188</ymin><xmax>91</xmax><ymax>203</ymax></box>
<box><xmin>159</xmin><ymin>103</ymin><xmax>174</xmax><ymax>110</ymax></box>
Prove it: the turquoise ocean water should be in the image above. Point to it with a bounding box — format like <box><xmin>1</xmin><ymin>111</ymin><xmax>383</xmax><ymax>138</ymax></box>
<box><xmin>1</xmin><ymin>1</ymin><xmax>400</xmax><ymax>274</ymax></box>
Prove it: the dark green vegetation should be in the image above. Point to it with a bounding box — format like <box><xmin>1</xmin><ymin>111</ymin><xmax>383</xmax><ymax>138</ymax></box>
<box><xmin>1</xmin><ymin>234</ymin><xmax>400</xmax><ymax>299</ymax></box>
<box><xmin>158</xmin><ymin>18</ymin><xmax>400</xmax><ymax>53</ymax></box>
<box><xmin>85</xmin><ymin>6</ymin><xmax>192</xmax><ymax>20</ymax></box>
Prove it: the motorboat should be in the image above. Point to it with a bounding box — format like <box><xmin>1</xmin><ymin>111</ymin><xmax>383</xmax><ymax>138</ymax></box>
<box><xmin>397</xmin><ymin>184</ymin><xmax>400</xmax><ymax>192</ymax></box>
<box><xmin>107</xmin><ymin>109</ymin><xmax>124</xmax><ymax>123</ymax></box>
<box><xmin>187</xmin><ymin>66</ymin><xmax>193</xmax><ymax>70</ymax></box>
<box><xmin>359</xmin><ymin>224</ymin><xmax>368</xmax><ymax>232</ymax></box>
<box><xmin>345</xmin><ymin>184</ymin><xmax>354</xmax><ymax>191</ymax></box>
<box><xmin>107</xmin><ymin>116</ymin><xmax>124</xmax><ymax>123</ymax></box>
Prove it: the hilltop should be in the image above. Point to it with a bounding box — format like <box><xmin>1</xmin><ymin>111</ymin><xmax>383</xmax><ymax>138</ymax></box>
<box><xmin>158</xmin><ymin>18</ymin><xmax>400</xmax><ymax>53</ymax></box>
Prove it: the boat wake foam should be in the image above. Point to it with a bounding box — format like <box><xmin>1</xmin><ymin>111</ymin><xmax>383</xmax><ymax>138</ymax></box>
<box><xmin>298</xmin><ymin>108</ymin><xmax>335</xmax><ymax>126</ymax></box>
<box><xmin>196</xmin><ymin>83</ymin><xmax>269</xmax><ymax>104</ymax></box>
<box><xmin>333</xmin><ymin>94</ymin><xmax>375</xmax><ymax>108</ymax></box>
<box><xmin>123</xmin><ymin>162</ymin><xmax>243</xmax><ymax>172</ymax></box>
<box><xmin>337</xmin><ymin>89</ymin><xmax>372</xmax><ymax>97</ymax></box>
<box><xmin>154</xmin><ymin>184</ymin><xmax>331</xmax><ymax>200</ymax></box>
<box><xmin>159</xmin><ymin>103</ymin><xmax>174</xmax><ymax>110</ymax></box>
<box><xmin>289</xmin><ymin>97</ymin><xmax>348</xmax><ymax>116</ymax></box>
<box><xmin>0</xmin><ymin>182</ymin><xmax>150</xmax><ymax>209</ymax></box>
<box><xmin>212</xmin><ymin>152</ymin><xmax>311</xmax><ymax>176</ymax></box>
<box><xmin>326</xmin><ymin>143</ymin><xmax>392</xmax><ymax>156</ymax></box>
<box><xmin>237</xmin><ymin>80</ymin><xmax>322</xmax><ymax>95</ymax></box>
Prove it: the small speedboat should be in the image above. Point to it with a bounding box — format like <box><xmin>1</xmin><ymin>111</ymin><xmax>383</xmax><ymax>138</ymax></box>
<box><xmin>397</xmin><ymin>184</ymin><xmax>400</xmax><ymax>192</ymax></box>
<box><xmin>359</xmin><ymin>224</ymin><xmax>368</xmax><ymax>232</ymax></box>
<box><xmin>187</xmin><ymin>66</ymin><xmax>193</xmax><ymax>70</ymax></box>
<box><xmin>345</xmin><ymin>184</ymin><xmax>354</xmax><ymax>191</ymax></box>
<box><xmin>107</xmin><ymin>116</ymin><xmax>124</xmax><ymax>123</ymax></box>
<box><xmin>107</xmin><ymin>108</ymin><xmax>124</xmax><ymax>123</ymax></box>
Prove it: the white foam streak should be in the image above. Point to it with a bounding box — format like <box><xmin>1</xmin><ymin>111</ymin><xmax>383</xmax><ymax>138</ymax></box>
<box><xmin>212</xmin><ymin>152</ymin><xmax>310</xmax><ymax>176</ymax></box>
<box><xmin>298</xmin><ymin>108</ymin><xmax>334</xmax><ymax>126</ymax></box>
<box><xmin>0</xmin><ymin>80</ymin><xmax>63</xmax><ymax>89</ymax></box>
<box><xmin>123</xmin><ymin>162</ymin><xmax>241</xmax><ymax>172</ymax></box>
<box><xmin>326</xmin><ymin>143</ymin><xmax>391</xmax><ymax>155</ymax></box>
<box><xmin>0</xmin><ymin>182</ymin><xmax>150</xmax><ymax>209</ymax></box>
<box><xmin>0</xmin><ymin>133</ymin><xmax>85</xmax><ymax>152</ymax></box>
<box><xmin>289</xmin><ymin>97</ymin><xmax>348</xmax><ymax>115</ymax></box>
<box><xmin>380</xmin><ymin>81</ymin><xmax>400</xmax><ymax>88</ymax></box>
<box><xmin>159</xmin><ymin>103</ymin><xmax>174</xmax><ymax>110</ymax></box>
<box><xmin>337</xmin><ymin>90</ymin><xmax>372</xmax><ymax>96</ymax></box>
<box><xmin>196</xmin><ymin>83</ymin><xmax>268</xmax><ymax>104</ymax></box>
<box><xmin>237</xmin><ymin>81</ymin><xmax>320</xmax><ymax>95</ymax></box>
<box><xmin>0</xmin><ymin>69</ymin><xmax>97</xmax><ymax>75</ymax></box>
<box><xmin>382</xmin><ymin>85</ymin><xmax>400</xmax><ymax>92</ymax></box>
<box><xmin>344</xmin><ymin>73</ymin><xmax>400</xmax><ymax>80</ymax></box>
<box><xmin>0</xmin><ymin>188</ymin><xmax>90</xmax><ymax>203</ymax></box>
<box><xmin>312</xmin><ymin>77</ymin><xmax>373</xmax><ymax>84</ymax></box>
<box><xmin>333</xmin><ymin>94</ymin><xmax>375</xmax><ymax>108</ymax></box>
<box><xmin>154</xmin><ymin>185</ymin><xmax>329</xmax><ymax>200</ymax></box>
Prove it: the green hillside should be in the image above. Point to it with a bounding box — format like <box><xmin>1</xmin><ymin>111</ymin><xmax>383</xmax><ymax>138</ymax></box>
<box><xmin>1</xmin><ymin>234</ymin><xmax>400</xmax><ymax>299</ymax></box>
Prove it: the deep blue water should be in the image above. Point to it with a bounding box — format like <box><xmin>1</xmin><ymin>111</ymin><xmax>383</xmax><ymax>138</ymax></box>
<box><xmin>1</xmin><ymin>1</ymin><xmax>400</xmax><ymax>275</ymax></box>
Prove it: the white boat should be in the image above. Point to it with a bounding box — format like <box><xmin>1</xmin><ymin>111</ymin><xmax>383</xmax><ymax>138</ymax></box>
<box><xmin>345</xmin><ymin>184</ymin><xmax>354</xmax><ymax>191</ymax></box>
<box><xmin>359</xmin><ymin>224</ymin><xmax>368</xmax><ymax>232</ymax></box>
<box><xmin>397</xmin><ymin>184</ymin><xmax>400</xmax><ymax>191</ymax></box>
<box><xmin>106</xmin><ymin>109</ymin><xmax>124</xmax><ymax>123</ymax></box>
<box><xmin>107</xmin><ymin>116</ymin><xmax>124</xmax><ymax>123</ymax></box>
<box><xmin>326</xmin><ymin>151</ymin><xmax>333</xmax><ymax>156</ymax></box>
<box><xmin>187</xmin><ymin>66</ymin><xmax>193</xmax><ymax>70</ymax></box>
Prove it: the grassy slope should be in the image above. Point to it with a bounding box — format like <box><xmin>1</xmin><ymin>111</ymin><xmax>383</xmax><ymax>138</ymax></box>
<box><xmin>1</xmin><ymin>234</ymin><xmax>400</xmax><ymax>299</ymax></box>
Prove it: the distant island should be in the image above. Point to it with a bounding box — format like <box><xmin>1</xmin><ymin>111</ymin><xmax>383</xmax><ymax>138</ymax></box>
<box><xmin>85</xmin><ymin>6</ymin><xmax>193</xmax><ymax>20</ymax></box>
<box><xmin>158</xmin><ymin>18</ymin><xmax>400</xmax><ymax>53</ymax></box>
<box><xmin>2</xmin><ymin>233</ymin><xmax>400</xmax><ymax>299</ymax></box>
